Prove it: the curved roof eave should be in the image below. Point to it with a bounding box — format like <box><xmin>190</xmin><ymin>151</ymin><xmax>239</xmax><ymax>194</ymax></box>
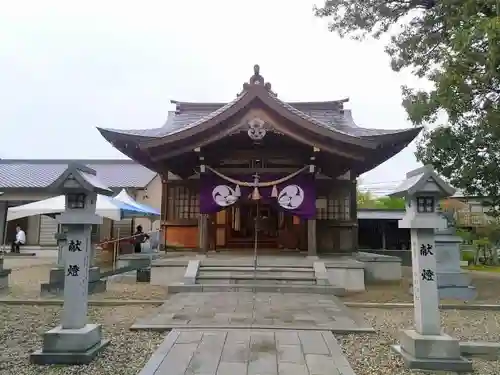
<box><xmin>97</xmin><ymin>126</ymin><xmax>156</xmax><ymax>146</ymax></box>
<box><xmin>355</xmin><ymin>131</ymin><xmax>422</xmax><ymax>175</ymax></box>
<box><xmin>363</xmin><ymin>127</ymin><xmax>423</xmax><ymax>146</ymax></box>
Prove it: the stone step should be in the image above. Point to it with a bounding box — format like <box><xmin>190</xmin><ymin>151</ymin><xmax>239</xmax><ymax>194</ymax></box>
<box><xmin>167</xmin><ymin>283</ymin><xmax>346</xmax><ymax>295</ymax></box>
<box><xmin>196</xmin><ymin>279</ymin><xmax>316</xmax><ymax>286</ymax></box>
<box><xmin>199</xmin><ymin>266</ymin><xmax>313</xmax><ymax>273</ymax></box>
<box><xmin>196</xmin><ymin>274</ymin><xmax>317</xmax><ymax>283</ymax></box>
<box><xmin>199</xmin><ymin>261</ymin><xmax>313</xmax><ymax>268</ymax></box>
<box><xmin>197</xmin><ymin>271</ymin><xmax>315</xmax><ymax>278</ymax></box>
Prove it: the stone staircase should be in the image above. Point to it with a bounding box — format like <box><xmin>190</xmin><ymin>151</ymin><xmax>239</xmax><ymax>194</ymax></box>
<box><xmin>167</xmin><ymin>259</ymin><xmax>346</xmax><ymax>295</ymax></box>
<box><xmin>197</xmin><ymin>265</ymin><xmax>317</xmax><ymax>285</ymax></box>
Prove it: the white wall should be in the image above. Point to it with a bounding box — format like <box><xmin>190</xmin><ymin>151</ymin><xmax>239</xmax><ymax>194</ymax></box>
<box><xmin>135</xmin><ymin>174</ymin><xmax>162</xmax><ymax>233</ymax></box>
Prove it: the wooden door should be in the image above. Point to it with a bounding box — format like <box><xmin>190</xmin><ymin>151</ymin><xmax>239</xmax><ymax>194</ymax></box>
<box><xmin>208</xmin><ymin>210</ymin><xmax>227</xmax><ymax>250</ymax></box>
<box><xmin>215</xmin><ymin>210</ymin><xmax>227</xmax><ymax>248</ymax></box>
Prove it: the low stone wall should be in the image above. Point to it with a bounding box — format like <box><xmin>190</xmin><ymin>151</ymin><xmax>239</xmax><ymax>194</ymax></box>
<box><xmin>324</xmin><ymin>259</ymin><xmax>366</xmax><ymax>292</ymax></box>
<box><xmin>356</xmin><ymin>251</ymin><xmax>403</xmax><ymax>283</ymax></box>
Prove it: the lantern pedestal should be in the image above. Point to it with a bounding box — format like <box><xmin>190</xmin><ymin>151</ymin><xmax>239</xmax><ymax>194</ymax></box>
<box><xmin>30</xmin><ymin>324</ymin><xmax>109</xmax><ymax>365</ymax></box>
<box><xmin>392</xmin><ymin>330</ymin><xmax>471</xmax><ymax>372</ymax></box>
<box><xmin>40</xmin><ymin>266</ymin><xmax>107</xmax><ymax>295</ymax></box>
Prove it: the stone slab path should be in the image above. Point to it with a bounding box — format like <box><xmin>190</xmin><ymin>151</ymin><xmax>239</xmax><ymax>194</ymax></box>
<box><xmin>131</xmin><ymin>292</ymin><xmax>373</xmax><ymax>333</ymax></box>
<box><xmin>138</xmin><ymin>329</ymin><xmax>356</xmax><ymax>375</ymax></box>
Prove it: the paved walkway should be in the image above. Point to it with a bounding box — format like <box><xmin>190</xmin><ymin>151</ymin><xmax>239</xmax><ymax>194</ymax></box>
<box><xmin>131</xmin><ymin>292</ymin><xmax>373</xmax><ymax>333</ymax></box>
<box><xmin>138</xmin><ymin>329</ymin><xmax>356</xmax><ymax>375</ymax></box>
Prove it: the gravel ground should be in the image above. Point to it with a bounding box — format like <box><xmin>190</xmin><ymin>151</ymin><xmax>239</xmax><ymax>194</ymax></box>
<box><xmin>0</xmin><ymin>305</ymin><xmax>165</xmax><ymax>375</ymax></box>
<box><xmin>340</xmin><ymin>308</ymin><xmax>500</xmax><ymax>375</ymax></box>
<box><xmin>343</xmin><ymin>267</ymin><xmax>500</xmax><ymax>304</ymax></box>
<box><xmin>3</xmin><ymin>306</ymin><xmax>500</xmax><ymax>375</ymax></box>
<box><xmin>0</xmin><ymin>263</ymin><xmax>184</xmax><ymax>300</ymax></box>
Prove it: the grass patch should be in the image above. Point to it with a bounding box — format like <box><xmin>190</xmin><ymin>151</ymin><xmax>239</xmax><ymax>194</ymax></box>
<box><xmin>463</xmin><ymin>265</ymin><xmax>500</xmax><ymax>273</ymax></box>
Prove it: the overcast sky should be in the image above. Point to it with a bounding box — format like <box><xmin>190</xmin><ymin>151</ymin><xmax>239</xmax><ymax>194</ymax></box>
<box><xmin>0</xmin><ymin>0</ymin><xmax>426</xmax><ymax>191</ymax></box>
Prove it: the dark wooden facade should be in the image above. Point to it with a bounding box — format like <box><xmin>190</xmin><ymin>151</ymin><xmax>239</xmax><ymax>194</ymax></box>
<box><xmin>98</xmin><ymin>65</ymin><xmax>421</xmax><ymax>254</ymax></box>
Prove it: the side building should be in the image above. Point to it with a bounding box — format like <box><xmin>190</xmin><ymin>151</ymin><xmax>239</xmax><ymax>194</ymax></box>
<box><xmin>0</xmin><ymin>159</ymin><xmax>159</xmax><ymax>249</ymax></box>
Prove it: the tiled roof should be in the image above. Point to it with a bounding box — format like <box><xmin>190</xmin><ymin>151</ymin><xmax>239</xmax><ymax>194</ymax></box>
<box><xmin>101</xmin><ymin>100</ymin><xmax>412</xmax><ymax>140</ymax></box>
<box><xmin>0</xmin><ymin>159</ymin><xmax>157</xmax><ymax>189</ymax></box>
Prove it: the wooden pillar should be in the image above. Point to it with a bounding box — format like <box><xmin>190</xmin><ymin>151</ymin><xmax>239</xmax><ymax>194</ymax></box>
<box><xmin>198</xmin><ymin>214</ymin><xmax>208</xmax><ymax>253</ymax></box>
<box><xmin>350</xmin><ymin>177</ymin><xmax>358</xmax><ymax>254</ymax></box>
<box><xmin>160</xmin><ymin>175</ymin><xmax>168</xmax><ymax>251</ymax></box>
<box><xmin>308</xmin><ymin>157</ymin><xmax>318</xmax><ymax>256</ymax></box>
<box><xmin>307</xmin><ymin>219</ymin><xmax>317</xmax><ymax>256</ymax></box>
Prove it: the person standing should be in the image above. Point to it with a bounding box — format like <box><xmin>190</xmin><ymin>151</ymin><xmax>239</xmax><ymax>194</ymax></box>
<box><xmin>11</xmin><ymin>224</ymin><xmax>26</xmax><ymax>253</ymax></box>
<box><xmin>133</xmin><ymin>225</ymin><xmax>149</xmax><ymax>253</ymax></box>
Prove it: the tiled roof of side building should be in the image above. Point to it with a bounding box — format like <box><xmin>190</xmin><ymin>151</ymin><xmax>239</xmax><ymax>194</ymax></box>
<box><xmin>0</xmin><ymin>159</ymin><xmax>158</xmax><ymax>189</ymax></box>
<box><xmin>100</xmin><ymin>100</ymin><xmax>417</xmax><ymax>140</ymax></box>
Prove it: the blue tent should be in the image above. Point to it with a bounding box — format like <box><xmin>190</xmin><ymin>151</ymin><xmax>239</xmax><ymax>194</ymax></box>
<box><xmin>114</xmin><ymin>189</ymin><xmax>161</xmax><ymax>217</ymax></box>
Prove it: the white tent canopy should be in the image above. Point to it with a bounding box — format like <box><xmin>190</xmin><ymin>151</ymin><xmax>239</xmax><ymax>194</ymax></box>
<box><xmin>6</xmin><ymin>194</ymin><xmax>140</xmax><ymax>222</ymax></box>
<box><xmin>114</xmin><ymin>189</ymin><xmax>160</xmax><ymax>217</ymax></box>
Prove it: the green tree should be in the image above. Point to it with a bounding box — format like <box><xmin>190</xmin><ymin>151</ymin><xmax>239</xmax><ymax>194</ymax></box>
<box><xmin>314</xmin><ymin>1</ymin><xmax>500</xmax><ymax>214</ymax></box>
<box><xmin>373</xmin><ymin>196</ymin><xmax>406</xmax><ymax>209</ymax></box>
<box><xmin>357</xmin><ymin>190</ymin><xmax>376</xmax><ymax>208</ymax></box>
<box><xmin>357</xmin><ymin>189</ymin><xmax>406</xmax><ymax>209</ymax></box>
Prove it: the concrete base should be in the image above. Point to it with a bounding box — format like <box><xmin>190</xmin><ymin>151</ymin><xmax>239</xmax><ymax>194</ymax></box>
<box><xmin>30</xmin><ymin>324</ymin><xmax>109</xmax><ymax>365</ymax></box>
<box><xmin>136</xmin><ymin>268</ymin><xmax>151</xmax><ymax>283</ymax></box>
<box><xmin>410</xmin><ymin>271</ymin><xmax>477</xmax><ymax>300</ymax></box>
<box><xmin>41</xmin><ymin>279</ymin><xmax>107</xmax><ymax>295</ymax></box>
<box><xmin>313</xmin><ymin>262</ymin><xmax>330</xmax><ymax>285</ymax></box>
<box><xmin>167</xmin><ymin>282</ymin><xmax>346</xmax><ymax>295</ymax></box>
<box><xmin>392</xmin><ymin>329</ymin><xmax>473</xmax><ymax>372</ymax></box>
<box><xmin>460</xmin><ymin>341</ymin><xmax>500</xmax><ymax>360</ymax></box>
<box><xmin>438</xmin><ymin>271</ymin><xmax>477</xmax><ymax>300</ymax></box>
<box><xmin>40</xmin><ymin>266</ymin><xmax>106</xmax><ymax>295</ymax></box>
<box><xmin>0</xmin><ymin>258</ymin><xmax>11</xmax><ymax>289</ymax></box>
<box><xmin>0</xmin><ymin>269</ymin><xmax>11</xmax><ymax>289</ymax></box>
<box><xmin>356</xmin><ymin>252</ymin><xmax>402</xmax><ymax>283</ymax></box>
<box><xmin>31</xmin><ymin>339</ymin><xmax>110</xmax><ymax>365</ymax></box>
<box><xmin>183</xmin><ymin>260</ymin><xmax>200</xmax><ymax>285</ymax></box>
<box><xmin>327</xmin><ymin>265</ymin><xmax>365</xmax><ymax>292</ymax></box>
<box><xmin>439</xmin><ymin>286</ymin><xmax>477</xmax><ymax>300</ymax></box>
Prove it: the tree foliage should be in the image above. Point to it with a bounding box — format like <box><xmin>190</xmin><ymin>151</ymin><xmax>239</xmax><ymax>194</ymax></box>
<box><xmin>357</xmin><ymin>190</ymin><xmax>406</xmax><ymax>209</ymax></box>
<box><xmin>314</xmin><ymin>0</ymin><xmax>500</xmax><ymax>214</ymax></box>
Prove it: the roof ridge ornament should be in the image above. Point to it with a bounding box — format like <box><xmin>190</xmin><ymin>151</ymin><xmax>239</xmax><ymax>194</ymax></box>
<box><xmin>240</xmin><ymin>64</ymin><xmax>277</xmax><ymax>97</ymax></box>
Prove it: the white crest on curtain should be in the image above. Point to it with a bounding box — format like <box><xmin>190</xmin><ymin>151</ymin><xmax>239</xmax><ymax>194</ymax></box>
<box><xmin>212</xmin><ymin>185</ymin><xmax>239</xmax><ymax>207</ymax></box>
<box><xmin>278</xmin><ymin>185</ymin><xmax>305</xmax><ymax>210</ymax></box>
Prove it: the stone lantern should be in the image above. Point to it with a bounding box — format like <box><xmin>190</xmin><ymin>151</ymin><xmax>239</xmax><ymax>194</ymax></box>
<box><xmin>390</xmin><ymin>166</ymin><xmax>472</xmax><ymax>372</ymax></box>
<box><xmin>31</xmin><ymin>163</ymin><xmax>113</xmax><ymax>364</ymax></box>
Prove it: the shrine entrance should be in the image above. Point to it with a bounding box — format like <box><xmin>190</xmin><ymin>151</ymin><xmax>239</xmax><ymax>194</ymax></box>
<box><xmin>209</xmin><ymin>200</ymin><xmax>305</xmax><ymax>251</ymax></box>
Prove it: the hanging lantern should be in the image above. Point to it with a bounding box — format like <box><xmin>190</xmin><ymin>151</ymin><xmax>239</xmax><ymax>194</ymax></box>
<box><xmin>234</xmin><ymin>184</ymin><xmax>241</xmax><ymax>197</ymax></box>
<box><xmin>251</xmin><ymin>186</ymin><xmax>261</xmax><ymax>200</ymax></box>
<box><xmin>271</xmin><ymin>185</ymin><xmax>278</xmax><ymax>198</ymax></box>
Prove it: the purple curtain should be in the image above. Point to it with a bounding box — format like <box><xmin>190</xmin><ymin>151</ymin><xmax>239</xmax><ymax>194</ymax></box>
<box><xmin>199</xmin><ymin>172</ymin><xmax>316</xmax><ymax>219</ymax></box>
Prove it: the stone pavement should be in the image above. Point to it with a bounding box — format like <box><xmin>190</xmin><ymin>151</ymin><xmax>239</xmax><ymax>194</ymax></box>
<box><xmin>138</xmin><ymin>329</ymin><xmax>356</xmax><ymax>375</ymax></box>
<box><xmin>131</xmin><ymin>292</ymin><xmax>374</xmax><ymax>333</ymax></box>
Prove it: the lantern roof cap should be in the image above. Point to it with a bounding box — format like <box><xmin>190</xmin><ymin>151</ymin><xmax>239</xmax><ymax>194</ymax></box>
<box><xmin>48</xmin><ymin>162</ymin><xmax>113</xmax><ymax>196</ymax></box>
<box><xmin>389</xmin><ymin>165</ymin><xmax>455</xmax><ymax>198</ymax></box>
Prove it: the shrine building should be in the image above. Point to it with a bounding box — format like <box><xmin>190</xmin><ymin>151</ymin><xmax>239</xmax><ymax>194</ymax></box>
<box><xmin>98</xmin><ymin>65</ymin><xmax>421</xmax><ymax>256</ymax></box>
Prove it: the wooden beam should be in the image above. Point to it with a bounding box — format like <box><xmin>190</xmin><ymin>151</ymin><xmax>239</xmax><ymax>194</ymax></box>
<box><xmin>148</xmin><ymin>114</ymin><xmax>366</xmax><ymax>163</ymax></box>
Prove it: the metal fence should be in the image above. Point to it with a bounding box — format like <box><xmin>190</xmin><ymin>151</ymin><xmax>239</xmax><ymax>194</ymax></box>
<box><xmin>94</xmin><ymin>229</ymin><xmax>161</xmax><ymax>271</ymax></box>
